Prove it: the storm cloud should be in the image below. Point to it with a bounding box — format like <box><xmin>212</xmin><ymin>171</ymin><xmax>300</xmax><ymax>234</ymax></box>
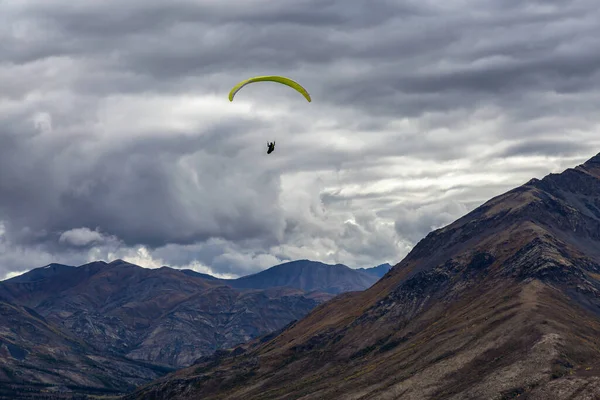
<box><xmin>1</xmin><ymin>0</ymin><xmax>600</xmax><ymax>278</ymax></box>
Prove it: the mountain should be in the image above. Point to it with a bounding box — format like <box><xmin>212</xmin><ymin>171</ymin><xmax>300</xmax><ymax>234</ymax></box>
<box><xmin>3</xmin><ymin>263</ymin><xmax>76</xmax><ymax>284</ymax></box>
<box><xmin>0</xmin><ymin>298</ymin><xmax>172</xmax><ymax>399</ymax></box>
<box><xmin>178</xmin><ymin>269</ymin><xmax>220</xmax><ymax>281</ymax></box>
<box><xmin>176</xmin><ymin>260</ymin><xmax>382</xmax><ymax>294</ymax></box>
<box><xmin>357</xmin><ymin>263</ymin><xmax>392</xmax><ymax>278</ymax></box>
<box><xmin>1</xmin><ymin>260</ymin><xmax>328</xmax><ymax>367</ymax></box>
<box><xmin>1</xmin><ymin>262</ymin><xmax>106</xmax><ymax>305</ymax></box>
<box><xmin>0</xmin><ymin>260</ymin><xmax>340</xmax><ymax>397</ymax></box>
<box><xmin>226</xmin><ymin>260</ymin><xmax>379</xmax><ymax>294</ymax></box>
<box><xmin>125</xmin><ymin>153</ymin><xmax>600</xmax><ymax>400</ymax></box>
<box><xmin>0</xmin><ymin>257</ymin><xmax>386</xmax><ymax>398</ymax></box>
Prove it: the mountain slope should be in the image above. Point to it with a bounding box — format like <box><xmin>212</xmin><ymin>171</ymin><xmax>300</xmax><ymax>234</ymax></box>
<box><xmin>1</xmin><ymin>260</ymin><xmax>327</xmax><ymax>368</ymax></box>
<box><xmin>125</xmin><ymin>153</ymin><xmax>600</xmax><ymax>400</ymax></box>
<box><xmin>227</xmin><ymin>260</ymin><xmax>378</xmax><ymax>294</ymax></box>
<box><xmin>0</xmin><ymin>260</ymin><xmax>341</xmax><ymax>397</ymax></box>
<box><xmin>0</xmin><ymin>299</ymin><xmax>171</xmax><ymax>399</ymax></box>
<box><xmin>178</xmin><ymin>269</ymin><xmax>220</xmax><ymax>280</ymax></box>
<box><xmin>120</xmin><ymin>285</ymin><xmax>322</xmax><ymax>367</ymax></box>
<box><xmin>1</xmin><ymin>262</ymin><xmax>106</xmax><ymax>305</ymax></box>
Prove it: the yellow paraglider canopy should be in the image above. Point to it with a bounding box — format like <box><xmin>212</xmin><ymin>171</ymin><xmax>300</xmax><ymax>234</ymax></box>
<box><xmin>228</xmin><ymin>75</ymin><xmax>311</xmax><ymax>102</ymax></box>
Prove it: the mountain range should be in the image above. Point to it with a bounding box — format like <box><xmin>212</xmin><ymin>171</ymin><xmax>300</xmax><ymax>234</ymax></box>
<box><xmin>180</xmin><ymin>259</ymin><xmax>390</xmax><ymax>294</ymax></box>
<box><xmin>126</xmin><ymin>153</ymin><xmax>600</xmax><ymax>400</ymax></box>
<box><xmin>0</xmin><ymin>259</ymin><xmax>387</xmax><ymax>398</ymax></box>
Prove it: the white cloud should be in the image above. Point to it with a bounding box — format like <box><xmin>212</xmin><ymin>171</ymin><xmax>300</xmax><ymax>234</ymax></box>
<box><xmin>59</xmin><ymin>227</ymin><xmax>113</xmax><ymax>247</ymax></box>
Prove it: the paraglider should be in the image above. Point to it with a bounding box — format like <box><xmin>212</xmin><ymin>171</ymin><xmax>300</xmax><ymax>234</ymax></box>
<box><xmin>228</xmin><ymin>75</ymin><xmax>310</xmax><ymax>154</ymax></box>
<box><xmin>228</xmin><ymin>76</ymin><xmax>311</xmax><ymax>102</ymax></box>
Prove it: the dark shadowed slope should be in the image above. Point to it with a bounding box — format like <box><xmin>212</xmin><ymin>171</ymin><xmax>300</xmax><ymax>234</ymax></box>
<box><xmin>125</xmin><ymin>153</ymin><xmax>600</xmax><ymax>400</ymax></box>
<box><xmin>358</xmin><ymin>263</ymin><xmax>392</xmax><ymax>278</ymax></box>
<box><xmin>0</xmin><ymin>299</ymin><xmax>171</xmax><ymax>399</ymax></box>
<box><xmin>227</xmin><ymin>260</ymin><xmax>379</xmax><ymax>294</ymax></box>
<box><xmin>1</xmin><ymin>260</ymin><xmax>326</xmax><ymax>368</ymax></box>
<box><xmin>178</xmin><ymin>269</ymin><xmax>220</xmax><ymax>280</ymax></box>
<box><xmin>0</xmin><ymin>260</ymin><xmax>338</xmax><ymax>398</ymax></box>
<box><xmin>178</xmin><ymin>260</ymin><xmax>383</xmax><ymax>294</ymax></box>
<box><xmin>1</xmin><ymin>262</ymin><xmax>106</xmax><ymax>305</ymax></box>
<box><xmin>5</xmin><ymin>263</ymin><xmax>76</xmax><ymax>283</ymax></box>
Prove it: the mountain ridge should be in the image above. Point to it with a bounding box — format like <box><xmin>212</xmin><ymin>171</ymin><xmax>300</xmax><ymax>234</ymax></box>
<box><xmin>0</xmin><ymin>258</ymin><xmax>386</xmax><ymax>398</ymax></box>
<box><xmin>225</xmin><ymin>260</ymin><xmax>379</xmax><ymax>294</ymax></box>
<box><xmin>357</xmin><ymin>263</ymin><xmax>392</xmax><ymax>278</ymax></box>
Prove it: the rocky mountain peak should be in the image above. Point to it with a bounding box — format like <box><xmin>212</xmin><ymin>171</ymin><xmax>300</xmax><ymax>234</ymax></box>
<box><xmin>583</xmin><ymin>152</ymin><xmax>600</xmax><ymax>166</ymax></box>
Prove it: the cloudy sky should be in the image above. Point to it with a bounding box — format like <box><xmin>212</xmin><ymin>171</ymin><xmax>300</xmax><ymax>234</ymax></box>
<box><xmin>1</xmin><ymin>0</ymin><xmax>600</xmax><ymax>279</ymax></box>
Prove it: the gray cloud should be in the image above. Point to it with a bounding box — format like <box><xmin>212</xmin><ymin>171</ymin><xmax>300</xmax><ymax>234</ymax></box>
<box><xmin>394</xmin><ymin>201</ymin><xmax>469</xmax><ymax>243</ymax></box>
<box><xmin>1</xmin><ymin>0</ymin><xmax>600</xmax><ymax>279</ymax></box>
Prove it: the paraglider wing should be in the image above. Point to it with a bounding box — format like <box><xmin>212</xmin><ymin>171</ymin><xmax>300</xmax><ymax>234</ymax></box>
<box><xmin>228</xmin><ymin>76</ymin><xmax>311</xmax><ymax>102</ymax></box>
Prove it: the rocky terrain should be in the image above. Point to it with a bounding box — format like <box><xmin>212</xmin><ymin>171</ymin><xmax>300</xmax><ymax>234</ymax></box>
<box><xmin>125</xmin><ymin>153</ymin><xmax>600</xmax><ymax>399</ymax></box>
<box><xmin>0</xmin><ymin>259</ymin><xmax>382</xmax><ymax>398</ymax></box>
<box><xmin>0</xmin><ymin>298</ymin><xmax>172</xmax><ymax>399</ymax></box>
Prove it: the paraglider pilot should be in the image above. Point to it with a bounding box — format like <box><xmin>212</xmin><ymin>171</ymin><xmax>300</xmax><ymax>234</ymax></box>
<box><xmin>267</xmin><ymin>141</ymin><xmax>275</xmax><ymax>154</ymax></box>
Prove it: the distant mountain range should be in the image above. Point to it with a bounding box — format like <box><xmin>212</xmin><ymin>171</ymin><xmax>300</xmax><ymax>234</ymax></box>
<box><xmin>357</xmin><ymin>263</ymin><xmax>392</xmax><ymax>278</ymax></box>
<box><xmin>0</xmin><ymin>259</ymin><xmax>387</xmax><ymax>398</ymax></box>
<box><xmin>127</xmin><ymin>153</ymin><xmax>600</xmax><ymax>400</ymax></box>
<box><xmin>181</xmin><ymin>260</ymin><xmax>390</xmax><ymax>294</ymax></box>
